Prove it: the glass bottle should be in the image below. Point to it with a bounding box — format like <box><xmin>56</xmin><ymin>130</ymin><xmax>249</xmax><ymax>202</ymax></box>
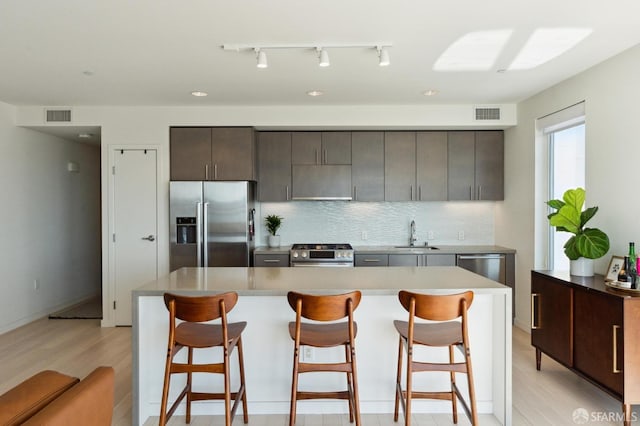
<box><xmin>629</xmin><ymin>242</ymin><xmax>638</xmax><ymax>288</ymax></box>
<box><xmin>618</xmin><ymin>256</ymin><xmax>629</xmax><ymax>282</ymax></box>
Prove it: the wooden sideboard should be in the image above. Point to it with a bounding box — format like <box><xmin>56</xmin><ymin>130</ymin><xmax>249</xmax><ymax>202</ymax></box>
<box><xmin>531</xmin><ymin>270</ymin><xmax>640</xmax><ymax>425</ymax></box>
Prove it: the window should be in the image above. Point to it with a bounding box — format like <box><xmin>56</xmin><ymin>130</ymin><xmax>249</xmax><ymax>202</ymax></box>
<box><xmin>548</xmin><ymin>123</ymin><xmax>585</xmax><ymax>270</ymax></box>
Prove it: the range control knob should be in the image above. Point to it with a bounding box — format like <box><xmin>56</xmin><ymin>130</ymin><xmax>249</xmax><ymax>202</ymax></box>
<box><xmin>301</xmin><ymin>251</ymin><xmax>308</xmax><ymax>258</ymax></box>
<box><xmin>292</xmin><ymin>251</ymin><xmax>299</xmax><ymax>258</ymax></box>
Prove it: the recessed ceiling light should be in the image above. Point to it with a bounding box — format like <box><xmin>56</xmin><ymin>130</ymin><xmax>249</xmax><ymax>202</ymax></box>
<box><xmin>422</xmin><ymin>89</ymin><xmax>439</xmax><ymax>97</ymax></box>
<box><xmin>78</xmin><ymin>133</ymin><xmax>93</xmax><ymax>139</ymax></box>
<box><xmin>307</xmin><ymin>90</ymin><xmax>324</xmax><ymax>97</ymax></box>
<box><xmin>508</xmin><ymin>28</ymin><xmax>593</xmax><ymax>70</ymax></box>
<box><xmin>191</xmin><ymin>91</ymin><xmax>208</xmax><ymax>97</ymax></box>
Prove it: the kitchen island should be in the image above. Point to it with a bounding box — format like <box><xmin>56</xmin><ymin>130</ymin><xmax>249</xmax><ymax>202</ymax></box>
<box><xmin>132</xmin><ymin>266</ymin><xmax>511</xmax><ymax>425</ymax></box>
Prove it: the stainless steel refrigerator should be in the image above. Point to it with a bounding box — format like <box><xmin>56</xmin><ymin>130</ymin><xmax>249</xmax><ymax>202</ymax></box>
<box><xmin>169</xmin><ymin>181</ymin><xmax>256</xmax><ymax>271</ymax></box>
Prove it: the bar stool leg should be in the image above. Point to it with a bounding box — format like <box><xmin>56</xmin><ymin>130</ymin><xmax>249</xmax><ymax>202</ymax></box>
<box><xmin>237</xmin><ymin>336</ymin><xmax>249</xmax><ymax>423</ymax></box>
<box><xmin>405</xmin><ymin>342</ymin><xmax>413</xmax><ymax>426</ymax></box>
<box><xmin>465</xmin><ymin>345</ymin><xmax>479</xmax><ymax>425</ymax></box>
<box><xmin>394</xmin><ymin>336</ymin><xmax>403</xmax><ymax>422</ymax></box>
<box><xmin>159</xmin><ymin>350</ymin><xmax>173</xmax><ymax>426</ymax></box>
<box><xmin>344</xmin><ymin>345</ymin><xmax>355</xmax><ymax>423</ymax></box>
<box><xmin>289</xmin><ymin>344</ymin><xmax>300</xmax><ymax>426</ymax></box>
<box><xmin>350</xmin><ymin>344</ymin><xmax>361</xmax><ymax>426</ymax></box>
<box><xmin>186</xmin><ymin>348</ymin><xmax>193</xmax><ymax>423</ymax></box>
<box><xmin>449</xmin><ymin>345</ymin><xmax>458</xmax><ymax>424</ymax></box>
<box><xmin>223</xmin><ymin>346</ymin><xmax>231</xmax><ymax>426</ymax></box>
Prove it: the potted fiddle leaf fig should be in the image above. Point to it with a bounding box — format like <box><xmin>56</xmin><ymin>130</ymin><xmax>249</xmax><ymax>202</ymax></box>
<box><xmin>265</xmin><ymin>214</ymin><xmax>283</xmax><ymax>248</ymax></box>
<box><xmin>547</xmin><ymin>187</ymin><xmax>610</xmax><ymax>276</ymax></box>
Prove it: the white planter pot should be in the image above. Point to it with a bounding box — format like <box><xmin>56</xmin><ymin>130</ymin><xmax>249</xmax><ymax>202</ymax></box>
<box><xmin>570</xmin><ymin>257</ymin><xmax>594</xmax><ymax>277</ymax></box>
<box><xmin>268</xmin><ymin>235</ymin><xmax>281</xmax><ymax>248</ymax></box>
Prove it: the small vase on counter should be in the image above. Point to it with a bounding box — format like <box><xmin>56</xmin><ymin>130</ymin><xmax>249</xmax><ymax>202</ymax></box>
<box><xmin>268</xmin><ymin>234</ymin><xmax>281</xmax><ymax>248</ymax></box>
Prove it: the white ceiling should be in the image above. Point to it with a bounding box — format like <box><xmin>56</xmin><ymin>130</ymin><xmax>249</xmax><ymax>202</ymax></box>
<box><xmin>1</xmin><ymin>0</ymin><xmax>639</xmax><ymax>108</ymax></box>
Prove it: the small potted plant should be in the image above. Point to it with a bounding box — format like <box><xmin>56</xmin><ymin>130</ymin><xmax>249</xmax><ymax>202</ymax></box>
<box><xmin>265</xmin><ymin>214</ymin><xmax>283</xmax><ymax>248</ymax></box>
<box><xmin>547</xmin><ymin>187</ymin><xmax>610</xmax><ymax>276</ymax></box>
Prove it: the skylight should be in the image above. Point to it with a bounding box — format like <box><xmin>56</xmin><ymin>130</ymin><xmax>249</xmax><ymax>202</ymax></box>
<box><xmin>508</xmin><ymin>28</ymin><xmax>593</xmax><ymax>70</ymax></box>
<box><xmin>433</xmin><ymin>30</ymin><xmax>513</xmax><ymax>71</ymax></box>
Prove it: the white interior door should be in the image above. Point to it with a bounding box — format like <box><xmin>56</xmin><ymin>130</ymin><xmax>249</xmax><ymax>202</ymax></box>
<box><xmin>113</xmin><ymin>149</ymin><xmax>158</xmax><ymax>325</ymax></box>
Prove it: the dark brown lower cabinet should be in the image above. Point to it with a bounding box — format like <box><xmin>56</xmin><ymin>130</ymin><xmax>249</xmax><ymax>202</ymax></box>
<box><xmin>531</xmin><ymin>271</ymin><xmax>640</xmax><ymax>425</ymax></box>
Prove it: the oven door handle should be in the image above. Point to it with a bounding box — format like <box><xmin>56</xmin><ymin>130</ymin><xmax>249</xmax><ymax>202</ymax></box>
<box><xmin>291</xmin><ymin>262</ymin><xmax>354</xmax><ymax>267</ymax></box>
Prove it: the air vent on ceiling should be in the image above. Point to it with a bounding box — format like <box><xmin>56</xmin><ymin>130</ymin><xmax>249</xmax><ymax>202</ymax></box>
<box><xmin>45</xmin><ymin>108</ymin><xmax>72</xmax><ymax>123</ymax></box>
<box><xmin>474</xmin><ymin>107</ymin><xmax>501</xmax><ymax>121</ymax></box>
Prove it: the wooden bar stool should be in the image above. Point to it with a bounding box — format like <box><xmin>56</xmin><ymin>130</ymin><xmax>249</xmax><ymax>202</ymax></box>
<box><xmin>159</xmin><ymin>292</ymin><xmax>248</xmax><ymax>426</ymax></box>
<box><xmin>393</xmin><ymin>290</ymin><xmax>478</xmax><ymax>426</ymax></box>
<box><xmin>287</xmin><ymin>290</ymin><xmax>362</xmax><ymax>426</ymax></box>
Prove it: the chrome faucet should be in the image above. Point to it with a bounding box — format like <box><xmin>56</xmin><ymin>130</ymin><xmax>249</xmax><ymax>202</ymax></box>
<box><xmin>409</xmin><ymin>220</ymin><xmax>417</xmax><ymax>247</ymax></box>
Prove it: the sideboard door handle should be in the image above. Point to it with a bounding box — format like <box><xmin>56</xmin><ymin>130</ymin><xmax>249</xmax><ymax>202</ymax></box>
<box><xmin>613</xmin><ymin>325</ymin><xmax>622</xmax><ymax>373</ymax></box>
<box><xmin>531</xmin><ymin>293</ymin><xmax>540</xmax><ymax>329</ymax></box>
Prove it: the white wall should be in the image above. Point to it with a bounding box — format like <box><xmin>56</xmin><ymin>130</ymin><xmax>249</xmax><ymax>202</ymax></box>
<box><xmin>0</xmin><ymin>101</ymin><xmax>101</xmax><ymax>333</ymax></box>
<box><xmin>496</xmin><ymin>44</ymin><xmax>640</xmax><ymax>330</ymax></box>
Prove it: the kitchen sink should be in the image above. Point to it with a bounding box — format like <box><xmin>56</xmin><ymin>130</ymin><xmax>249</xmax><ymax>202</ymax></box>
<box><xmin>393</xmin><ymin>245</ymin><xmax>439</xmax><ymax>250</ymax></box>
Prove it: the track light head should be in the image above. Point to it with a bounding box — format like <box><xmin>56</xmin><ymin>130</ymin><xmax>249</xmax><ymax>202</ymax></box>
<box><xmin>256</xmin><ymin>48</ymin><xmax>268</xmax><ymax>68</ymax></box>
<box><xmin>377</xmin><ymin>46</ymin><xmax>390</xmax><ymax>66</ymax></box>
<box><xmin>318</xmin><ymin>48</ymin><xmax>330</xmax><ymax>67</ymax></box>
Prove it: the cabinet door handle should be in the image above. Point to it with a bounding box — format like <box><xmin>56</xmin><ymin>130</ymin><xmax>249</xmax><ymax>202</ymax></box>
<box><xmin>286</xmin><ymin>186</ymin><xmax>290</xmax><ymax>201</ymax></box>
<box><xmin>469</xmin><ymin>185</ymin><xmax>473</xmax><ymax>200</ymax></box>
<box><xmin>531</xmin><ymin>293</ymin><xmax>540</xmax><ymax>329</ymax></box>
<box><xmin>205</xmin><ymin>164</ymin><xmax>210</xmax><ymax>180</ymax></box>
<box><xmin>353</xmin><ymin>186</ymin><xmax>357</xmax><ymax>201</ymax></box>
<box><xmin>363</xmin><ymin>259</ymin><xmax>380</xmax><ymax>263</ymax></box>
<box><xmin>214</xmin><ymin>164</ymin><xmax>218</xmax><ymax>180</ymax></box>
<box><xmin>478</xmin><ymin>185</ymin><xmax>482</xmax><ymax>200</ymax></box>
<box><xmin>263</xmin><ymin>259</ymin><xmax>281</xmax><ymax>263</ymax></box>
<box><xmin>410</xmin><ymin>186</ymin><xmax>414</xmax><ymax>201</ymax></box>
<box><xmin>613</xmin><ymin>325</ymin><xmax>622</xmax><ymax>373</ymax></box>
<box><xmin>418</xmin><ymin>186</ymin><xmax>422</xmax><ymax>201</ymax></box>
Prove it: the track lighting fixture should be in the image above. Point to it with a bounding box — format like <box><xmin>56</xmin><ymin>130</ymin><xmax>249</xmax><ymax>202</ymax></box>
<box><xmin>224</xmin><ymin>43</ymin><xmax>392</xmax><ymax>68</ymax></box>
<box><xmin>377</xmin><ymin>46</ymin><xmax>390</xmax><ymax>66</ymax></box>
<box><xmin>318</xmin><ymin>48</ymin><xmax>330</xmax><ymax>67</ymax></box>
<box><xmin>255</xmin><ymin>48</ymin><xmax>268</xmax><ymax>68</ymax></box>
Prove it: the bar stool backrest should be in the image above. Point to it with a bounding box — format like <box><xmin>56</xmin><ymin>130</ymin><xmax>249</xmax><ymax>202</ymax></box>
<box><xmin>398</xmin><ymin>290</ymin><xmax>474</xmax><ymax>321</ymax></box>
<box><xmin>163</xmin><ymin>292</ymin><xmax>238</xmax><ymax>323</ymax></box>
<box><xmin>287</xmin><ymin>291</ymin><xmax>362</xmax><ymax>321</ymax></box>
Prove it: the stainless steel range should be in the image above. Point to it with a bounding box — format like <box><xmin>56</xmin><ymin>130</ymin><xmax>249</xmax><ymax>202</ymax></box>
<box><xmin>290</xmin><ymin>243</ymin><xmax>354</xmax><ymax>267</ymax></box>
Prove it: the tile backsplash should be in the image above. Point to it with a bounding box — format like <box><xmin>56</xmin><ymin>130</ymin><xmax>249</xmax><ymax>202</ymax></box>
<box><xmin>257</xmin><ymin>201</ymin><xmax>495</xmax><ymax>247</ymax></box>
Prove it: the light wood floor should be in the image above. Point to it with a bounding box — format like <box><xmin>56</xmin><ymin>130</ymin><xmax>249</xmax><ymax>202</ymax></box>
<box><xmin>1</xmin><ymin>318</ymin><xmax>637</xmax><ymax>425</ymax></box>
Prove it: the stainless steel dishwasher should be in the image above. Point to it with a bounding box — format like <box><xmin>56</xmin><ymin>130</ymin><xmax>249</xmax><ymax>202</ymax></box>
<box><xmin>457</xmin><ymin>254</ymin><xmax>514</xmax><ymax>322</ymax></box>
<box><xmin>456</xmin><ymin>254</ymin><xmax>506</xmax><ymax>284</ymax></box>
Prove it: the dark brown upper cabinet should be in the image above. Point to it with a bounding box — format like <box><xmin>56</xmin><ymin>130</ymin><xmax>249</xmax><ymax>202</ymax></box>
<box><xmin>170</xmin><ymin>127</ymin><xmax>255</xmax><ymax>181</ymax></box>
<box><xmin>448</xmin><ymin>131</ymin><xmax>503</xmax><ymax>200</ymax></box>
<box><xmin>351</xmin><ymin>132</ymin><xmax>385</xmax><ymax>201</ymax></box>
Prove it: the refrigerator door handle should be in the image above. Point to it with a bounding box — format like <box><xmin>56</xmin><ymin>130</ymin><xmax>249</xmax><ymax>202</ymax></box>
<box><xmin>196</xmin><ymin>202</ymin><xmax>203</xmax><ymax>266</ymax></box>
<box><xmin>203</xmin><ymin>202</ymin><xmax>209</xmax><ymax>267</ymax></box>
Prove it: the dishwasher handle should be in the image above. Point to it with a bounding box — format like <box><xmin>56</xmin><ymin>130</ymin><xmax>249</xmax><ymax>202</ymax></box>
<box><xmin>457</xmin><ymin>254</ymin><xmax>505</xmax><ymax>259</ymax></box>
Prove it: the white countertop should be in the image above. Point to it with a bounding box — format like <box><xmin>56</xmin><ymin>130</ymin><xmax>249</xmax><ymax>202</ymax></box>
<box><xmin>134</xmin><ymin>266</ymin><xmax>509</xmax><ymax>296</ymax></box>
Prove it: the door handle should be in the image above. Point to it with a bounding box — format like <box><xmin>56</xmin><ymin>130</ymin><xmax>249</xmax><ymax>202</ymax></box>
<box><xmin>613</xmin><ymin>325</ymin><xmax>622</xmax><ymax>373</ymax></box>
<box><xmin>142</xmin><ymin>235</ymin><xmax>155</xmax><ymax>242</ymax></box>
<box><xmin>531</xmin><ymin>293</ymin><xmax>540</xmax><ymax>329</ymax></box>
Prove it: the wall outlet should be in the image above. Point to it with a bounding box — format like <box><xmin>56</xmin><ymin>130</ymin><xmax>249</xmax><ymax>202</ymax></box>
<box><xmin>427</xmin><ymin>230</ymin><xmax>435</xmax><ymax>240</ymax></box>
<box><xmin>33</xmin><ymin>279</ymin><xmax>40</xmax><ymax>290</ymax></box>
<box><xmin>303</xmin><ymin>346</ymin><xmax>315</xmax><ymax>361</ymax></box>
<box><xmin>361</xmin><ymin>231</ymin><xmax>368</xmax><ymax>240</ymax></box>
<box><xmin>458</xmin><ymin>231</ymin><xmax>465</xmax><ymax>240</ymax></box>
